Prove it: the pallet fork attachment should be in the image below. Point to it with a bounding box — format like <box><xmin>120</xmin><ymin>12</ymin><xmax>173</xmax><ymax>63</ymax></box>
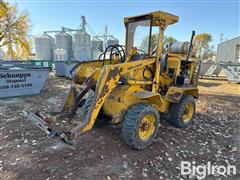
<box><xmin>22</xmin><ymin>110</ymin><xmax>75</xmax><ymax>149</ymax></box>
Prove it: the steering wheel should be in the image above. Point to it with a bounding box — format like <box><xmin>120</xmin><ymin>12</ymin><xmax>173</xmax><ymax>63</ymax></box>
<box><xmin>98</xmin><ymin>44</ymin><xmax>126</xmax><ymax>65</ymax></box>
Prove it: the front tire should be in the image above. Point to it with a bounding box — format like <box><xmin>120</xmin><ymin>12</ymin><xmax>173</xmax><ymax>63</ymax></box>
<box><xmin>81</xmin><ymin>90</ymin><xmax>109</xmax><ymax>127</ymax></box>
<box><xmin>168</xmin><ymin>94</ymin><xmax>196</xmax><ymax>128</ymax></box>
<box><xmin>122</xmin><ymin>104</ymin><xmax>160</xmax><ymax>150</ymax></box>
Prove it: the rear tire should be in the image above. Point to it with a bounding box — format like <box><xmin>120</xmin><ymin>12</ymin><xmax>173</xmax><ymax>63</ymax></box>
<box><xmin>167</xmin><ymin>94</ymin><xmax>196</xmax><ymax>128</ymax></box>
<box><xmin>122</xmin><ymin>104</ymin><xmax>160</xmax><ymax>150</ymax></box>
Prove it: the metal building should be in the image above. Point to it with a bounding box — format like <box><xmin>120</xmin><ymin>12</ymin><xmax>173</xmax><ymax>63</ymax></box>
<box><xmin>217</xmin><ymin>36</ymin><xmax>240</xmax><ymax>64</ymax></box>
<box><xmin>34</xmin><ymin>33</ymin><xmax>54</xmax><ymax>60</ymax></box>
<box><xmin>55</xmin><ymin>31</ymin><xmax>73</xmax><ymax>60</ymax></box>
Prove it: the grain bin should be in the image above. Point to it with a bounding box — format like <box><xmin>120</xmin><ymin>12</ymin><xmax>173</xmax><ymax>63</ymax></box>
<box><xmin>34</xmin><ymin>33</ymin><xmax>54</xmax><ymax>60</ymax></box>
<box><xmin>54</xmin><ymin>48</ymin><xmax>67</xmax><ymax>61</ymax></box>
<box><xmin>55</xmin><ymin>31</ymin><xmax>73</xmax><ymax>60</ymax></box>
<box><xmin>105</xmin><ymin>39</ymin><xmax>119</xmax><ymax>48</ymax></box>
<box><xmin>92</xmin><ymin>50</ymin><xmax>102</xmax><ymax>60</ymax></box>
<box><xmin>92</xmin><ymin>39</ymin><xmax>103</xmax><ymax>52</ymax></box>
<box><xmin>73</xmin><ymin>30</ymin><xmax>92</xmax><ymax>61</ymax></box>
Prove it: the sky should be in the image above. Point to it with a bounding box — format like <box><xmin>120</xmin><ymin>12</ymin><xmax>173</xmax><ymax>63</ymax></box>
<box><xmin>8</xmin><ymin>0</ymin><xmax>240</xmax><ymax>49</ymax></box>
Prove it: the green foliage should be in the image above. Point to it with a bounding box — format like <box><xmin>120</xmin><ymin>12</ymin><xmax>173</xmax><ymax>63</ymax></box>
<box><xmin>139</xmin><ymin>34</ymin><xmax>158</xmax><ymax>53</ymax></box>
<box><xmin>163</xmin><ymin>36</ymin><xmax>177</xmax><ymax>45</ymax></box>
<box><xmin>139</xmin><ymin>34</ymin><xmax>177</xmax><ymax>53</ymax></box>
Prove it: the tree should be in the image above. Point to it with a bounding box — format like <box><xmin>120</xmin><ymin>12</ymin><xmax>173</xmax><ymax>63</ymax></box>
<box><xmin>202</xmin><ymin>45</ymin><xmax>216</xmax><ymax>61</ymax></box>
<box><xmin>163</xmin><ymin>36</ymin><xmax>177</xmax><ymax>46</ymax></box>
<box><xmin>139</xmin><ymin>34</ymin><xmax>177</xmax><ymax>53</ymax></box>
<box><xmin>193</xmin><ymin>33</ymin><xmax>212</xmax><ymax>59</ymax></box>
<box><xmin>0</xmin><ymin>0</ymin><xmax>7</xmax><ymax>17</ymax></box>
<box><xmin>0</xmin><ymin>0</ymin><xmax>31</xmax><ymax>60</ymax></box>
<box><xmin>139</xmin><ymin>34</ymin><xmax>158</xmax><ymax>53</ymax></box>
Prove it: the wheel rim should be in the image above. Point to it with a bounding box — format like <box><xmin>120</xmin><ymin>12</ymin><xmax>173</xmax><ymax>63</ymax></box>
<box><xmin>183</xmin><ymin>103</ymin><xmax>194</xmax><ymax>123</ymax></box>
<box><xmin>138</xmin><ymin>114</ymin><xmax>156</xmax><ymax>140</ymax></box>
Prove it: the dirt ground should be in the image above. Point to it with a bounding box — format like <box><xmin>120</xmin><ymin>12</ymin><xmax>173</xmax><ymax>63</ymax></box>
<box><xmin>0</xmin><ymin>74</ymin><xmax>240</xmax><ymax>180</ymax></box>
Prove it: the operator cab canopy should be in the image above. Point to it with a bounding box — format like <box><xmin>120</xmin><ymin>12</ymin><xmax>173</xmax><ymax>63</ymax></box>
<box><xmin>124</xmin><ymin>11</ymin><xmax>179</xmax><ymax>27</ymax></box>
<box><xmin>124</xmin><ymin>11</ymin><xmax>179</xmax><ymax>55</ymax></box>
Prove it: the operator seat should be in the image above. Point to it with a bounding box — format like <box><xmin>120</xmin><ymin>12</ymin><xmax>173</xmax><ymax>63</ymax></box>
<box><xmin>131</xmin><ymin>54</ymin><xmax>149</xmax><ymax>61</ymax></box>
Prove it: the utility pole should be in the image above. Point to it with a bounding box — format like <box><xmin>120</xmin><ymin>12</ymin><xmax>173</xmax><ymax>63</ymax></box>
<box><xmin>220</xmin><ymin>33</ymin><xmax>224</xmax><ymax>43</ymax></box>
<box><xmin>103</xmin><ymin>25</ymin><xmax>108</xmax><ymax>49</ymax></box>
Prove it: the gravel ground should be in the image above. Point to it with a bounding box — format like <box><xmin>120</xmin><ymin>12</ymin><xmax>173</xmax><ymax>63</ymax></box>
<box><xmin>0</xmin><ymin>74</ymin><xmax>239</xmax><ymax>180</ymax></box>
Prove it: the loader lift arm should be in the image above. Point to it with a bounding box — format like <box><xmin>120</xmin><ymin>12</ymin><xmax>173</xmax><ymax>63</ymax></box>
<box><xmin>71</xmin><ymin>58</ymin><xmax>155</xmax><ymax>136</ymax></box>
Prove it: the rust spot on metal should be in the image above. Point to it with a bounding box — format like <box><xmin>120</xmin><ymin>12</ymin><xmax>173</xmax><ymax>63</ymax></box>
<box><xmin>107</xmin><ymin>67</ymin><xmax>120</xmax><ymax>81</ymax></box>
<box><xmin>98</xmin><ymin>84</ymin><xmax>110</xmax><ymax>100</ymax></box>
<box><xmin>74</xmin><ymin>75</ymin><xmax>86</xmax><ymax>84</ymax></box>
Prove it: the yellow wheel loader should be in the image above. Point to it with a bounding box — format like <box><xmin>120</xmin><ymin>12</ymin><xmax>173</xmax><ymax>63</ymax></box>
<box><xmin>23</xmin><ymin>11</ymin><xmax>200</xmax><ymax>150</ymax></box>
